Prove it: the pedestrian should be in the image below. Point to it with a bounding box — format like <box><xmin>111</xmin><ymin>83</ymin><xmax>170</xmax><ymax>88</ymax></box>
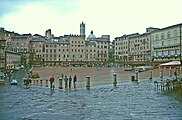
<box><xmin>64</xmin><ymin>75</ymin><xmax>68</xmax><ymax>89</ymax></box>
<box><xmin>69</xmin><ymin>75</ymin><xmax>72</xmax><ymax>89</ymax></box>
<box><xmin>28</xmin><ymin>77</ymin><xmax>31</xmax><ymax>87</ymax></box>
<box><xmin>73</xmin><ymin>75</ymin><xmax>77</xmax><ymax>88</ymax></box>
<box><xmin>24</xmin><ymin>76</ymin><xmax>28</xmax><ymax>88</ymax></box>
<box><xmin>49</xmin><ymin>75</ymin><xmax>55</xmax><ymax>90</ymax></box>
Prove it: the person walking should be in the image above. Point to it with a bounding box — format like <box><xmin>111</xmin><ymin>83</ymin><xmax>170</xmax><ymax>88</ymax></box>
<box><xmin>49</xmin><ymin>75</ymin><xmax>55</xmax><ymax>90</ymax></box>
<box><xmin>64</xmin><ymin>75</ymin><xmax>68</xmax><ymax>89</ymax></box>
<box><xmin>73</xmin><ymin>75</ymin><xmax>77</xmax><ymax>88</ymax></box>
<box><xmin>24</xmin><ymin>76</ymin><xmax>28</xmax><ymax>88</ymax></box>
<box><xmin>68</xmin><ymin>75</ymin><xmax>72</xmax><ymax>89</ymax></box>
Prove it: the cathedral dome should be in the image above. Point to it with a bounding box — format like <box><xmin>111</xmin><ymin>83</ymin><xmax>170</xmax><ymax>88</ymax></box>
<box><xmin>87</xmin><ymin>30</ymin><xmax>96</xmax><ymax>40</ymax></box>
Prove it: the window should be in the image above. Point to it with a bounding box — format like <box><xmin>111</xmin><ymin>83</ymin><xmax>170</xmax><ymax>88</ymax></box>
<box><xmin>167</xmin><ymin>40</ymin><xmax>171</xmax><ymax>46</ymax></box>
<box><xmin>168</xmin><ymin>50</ymin><xmax>171</xmax><ymax>55</ymax></box>
<box><xmin>161</xmin><ymin>41</ymin><xmax>164</xmax><ymax>46</ymax></box>
<box><xmin>167</xmin><ymin>32</ymin><xmax>171</xmax><ymax>38</ymax></box>
<box><xmin>161</xmin><ymin>33</ymin><xmax>165</xmax><ymax>40</ymax></box>
<box><xmin>174</xmin><ymin>30</ymin><xmax>178</xmax><ymax>37</ymax></box>
<box><xmin>155</xmin><ymin>34</ymin><xmax>159</xmax><ymax>40</ymax></box>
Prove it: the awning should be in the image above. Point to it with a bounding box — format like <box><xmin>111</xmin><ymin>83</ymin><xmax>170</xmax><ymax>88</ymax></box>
<box><xmin>158</xmin><ymin>61</ymin><xmax>181</xmax><ymax>67</ymax></box>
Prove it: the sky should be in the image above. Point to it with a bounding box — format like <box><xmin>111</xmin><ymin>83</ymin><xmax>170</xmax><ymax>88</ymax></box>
<box><xmin>0</xmin><ymin>0</ymin><xmax>182</xmax><ymax>41</ymax></box>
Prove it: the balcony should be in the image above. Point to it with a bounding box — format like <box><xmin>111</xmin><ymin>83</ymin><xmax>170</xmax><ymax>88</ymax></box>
<box><xmin>153</xmin><ymin>44</ymin><xmax>179</xmax><ymax>50</ymax></box>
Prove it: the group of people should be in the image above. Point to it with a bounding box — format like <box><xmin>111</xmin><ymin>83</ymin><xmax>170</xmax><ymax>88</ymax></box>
<box><xmin>49</xmin><ymin>74</ymin><xmax>77</xmax><ymax>90</ymax></box>
<box><xmin>63</xmin><ymin>75</ymin><xmax>77</xmax><ymax>89</ymax></box>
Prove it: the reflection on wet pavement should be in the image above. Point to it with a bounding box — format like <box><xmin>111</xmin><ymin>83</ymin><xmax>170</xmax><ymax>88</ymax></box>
<box><xmin>0</xmin><ymin>79</ymin><xmax>182</xmax><ymax>120</ymax></box>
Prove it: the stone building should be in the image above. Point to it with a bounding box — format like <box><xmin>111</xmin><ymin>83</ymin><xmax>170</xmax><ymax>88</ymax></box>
<box><xmin>5</xmin><ymin>50</ymin><xmax>21</xmax><ymax>70</ymax></box>
<box><xmin>114</xmin><ymin>33</ymin><xmax>139</xmax><ymax>65</ymax></box>
<box><xmin>128</xmin><ymin>33</ymin><xmax>151</xmax><ymax>65</ymax></box>
<box><xmin>29</xmin><ymin>34</ymin><xmax>46</xmax><ymax>65</ymax></box>
<box><xmin>44</xmin><ymin>35</ymin><xmax>86</xmax><ymax>66</ymax></box>
<box><xmin>0</xmin><ymin>38</ymin><xmax>6</xmax><ymax>83</ymax></box>
<box><xmin>10</xmin><ymin>34</ymin><xmax>32</xmax><ymax>53</ymax></box>
<box><xmin>151</xmin><ymin>23</ymin><xmax>182</xmax><ymax>63</ymax></box>
<box><xmin>86</xmin><ymin>31</ymin><xmax>110</xmax><ymax>63</ymax></box>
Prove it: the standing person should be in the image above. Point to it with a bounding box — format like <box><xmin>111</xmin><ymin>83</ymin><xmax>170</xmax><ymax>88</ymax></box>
<box><xmin>64</xmin><ymin>75</ymin><xmax>68</xmax><ymax>89</ymax></box>
<box><xmin>73</xmin><ymin>75</ymin><xmax>77</xmax><ymax>88</ymax></box>
<box><xmin>68</xmin><ymin>75</ymin><xmax>72</xmax><ymax>89</ymax></box>
<box><xmin>24</xmin><ymin>76</ymin><xmax>28</xmax><ymax>88</ymax></box>
<box><xmin>49</xmin><ymin>75</ymin><xmax>55</xmax><ymax>90</ymax></box>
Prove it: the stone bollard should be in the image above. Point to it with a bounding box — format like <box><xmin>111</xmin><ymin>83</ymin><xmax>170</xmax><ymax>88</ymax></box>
<box><xmin>169</xmin><ymin>67</ymin><xmax>172</xmax><ymax>77</ymax></box>
<box><xmin>59</xmin><ymin>78</ymin><xmax>63</xmax><ymax>89</ymax></box>
<box><xmin>45</xmin><ymin>79</ymin><xmax>48</xmax><ymax>87</ymax></box>
<box><xmin>37</xmin><ymin>79</ymin><xmax>39</xmax><ymax>86</ymax></box>
<box><xmin>160</xmin><ymin>70</ymin><xmax>163</xmax><ymax>79</ymax></box>
<box><xmin>177</xmin><ymin>68</ymin><xmax>180</xmax><ymax>77</ymax></box>
<box><xmin>131</xmin><ymin>75</ymin><xmax>135</xmax><ymax>81</ymax></box>
<box><xmin>113</xmin><ymin>73</ymin><xmax>117</xmax><ymax>87</ymax></box>
<box><xmin>135</xmin><ymin>71</ymin><xmax>138</xmax><ymax>81</ymax></box>
<box><xmin>86</xmin><ymin>76</ymin><xmax>90</xmax><ymax>89</ymax></box>
<box><xmin>149</xmin><ymin>70</ymin><xmax>152</xmax><ymax>80</ymax></box>
<box><xmin>40</xmin><ymin>79</ymin><xmax>43</xmax><ymax>86</ymax></box>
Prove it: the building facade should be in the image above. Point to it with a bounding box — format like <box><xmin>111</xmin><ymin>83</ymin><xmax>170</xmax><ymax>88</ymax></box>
<box><xmin>0</xmin><ymin>39</ymin><xmax>6</xmax><ymax>83</ymax></box>
<box><xmin>43</xmin><ymin>33</ymin><xmax>110</xmax><ymax>66</ymax></box>
<box><xmin>114</xmin><ymin>33</ymin><xmax>139</xmax><ymax>65</ymax></box>
<box><xmin>5</xmin><ymin>50</ymin><xmax>21</xmax><ymax>70</ymax></box>
<box><xmin>128</xmin><ymin>33</ymin><xmax>151</xmax><ymax>65</ymax></box>
<box><xmin>151</xmin><ymin>23</ymin><xmax>182</xmax><ymax>63</ymax></box>
<box><xmin>29</xmin><ymin>35</ymin><xmax>46</xmax><ymax>65</ymax></box>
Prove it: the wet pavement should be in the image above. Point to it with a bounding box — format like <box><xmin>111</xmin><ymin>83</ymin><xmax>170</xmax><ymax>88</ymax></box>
<box><xmin>0</xmin><ymin>69</ymin><xmax>182</xmax><ymax>120</ymax></box>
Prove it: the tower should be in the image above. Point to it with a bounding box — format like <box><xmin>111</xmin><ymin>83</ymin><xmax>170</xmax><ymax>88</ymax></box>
<box><xmin>80</xmin><ymin>22</ymin><xmax>85</xmax><ymax>36</ymax></box>
<box><xmin>45</xmin><ymin>29</ymin><xmax>51</xmax><ymax>39</ymax></box>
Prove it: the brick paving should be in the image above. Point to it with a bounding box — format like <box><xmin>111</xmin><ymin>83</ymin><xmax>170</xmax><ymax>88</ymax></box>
<box><xmin>31</xmin><ymin>66</ymin><xmax>181</xmax><ymax>89</ymax></box>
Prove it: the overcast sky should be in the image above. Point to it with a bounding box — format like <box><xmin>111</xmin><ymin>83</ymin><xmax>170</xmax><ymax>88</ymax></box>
<box><xmin>0</xmin><ymin>0</ymin><xmax>182</xmax><ymax>40</ymax></box>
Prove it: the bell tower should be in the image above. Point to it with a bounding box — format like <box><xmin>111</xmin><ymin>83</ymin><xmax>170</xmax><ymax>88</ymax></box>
<box><xmin>80</xmin><ymin>22</ymin><xmax>85</xmax><ymax>36</ymax></box>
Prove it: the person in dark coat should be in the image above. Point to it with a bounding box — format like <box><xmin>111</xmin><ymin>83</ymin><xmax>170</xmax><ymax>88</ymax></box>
<box><xmin>73</xmin><ymin>75</ymin><xmax>77</xmax><ymax>88</ymax></box>
<box><xmin>64</xmin><ymin>75</ymin><xmax>68</xmax><ymax>89</ymax></box>
<box><xmin>68</xmin><ymin>76</ymin><xmax>72</xmax><ymax>89</ymax></box>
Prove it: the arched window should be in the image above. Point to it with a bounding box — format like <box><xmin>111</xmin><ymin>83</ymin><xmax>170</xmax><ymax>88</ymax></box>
<box><xmin>174</xmin><ymin>30</ymin><xmax>178</xmax><ymax>37</ymax></box>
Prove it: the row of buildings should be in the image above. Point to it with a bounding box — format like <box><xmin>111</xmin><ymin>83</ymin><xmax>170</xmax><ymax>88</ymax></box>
<box><xmin>113</xmin><ymin>23</ymin><xmax>182</xmax><ymax>66</ymax></box>
<box><xmin>0</xmin><ymin>22</ymin><xmax>110</xmax><ymax>82</ymax></box>
<box><xmin>0</xmin><ymin>22</ymin><xmax>182</xmax><ymax>82</ymax></box>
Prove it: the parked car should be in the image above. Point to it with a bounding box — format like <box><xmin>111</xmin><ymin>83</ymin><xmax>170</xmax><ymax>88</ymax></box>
<box><xmin>10</xmin><ymin>79</ymin><xmax>18</xmax><ymax>85</ymax></box>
